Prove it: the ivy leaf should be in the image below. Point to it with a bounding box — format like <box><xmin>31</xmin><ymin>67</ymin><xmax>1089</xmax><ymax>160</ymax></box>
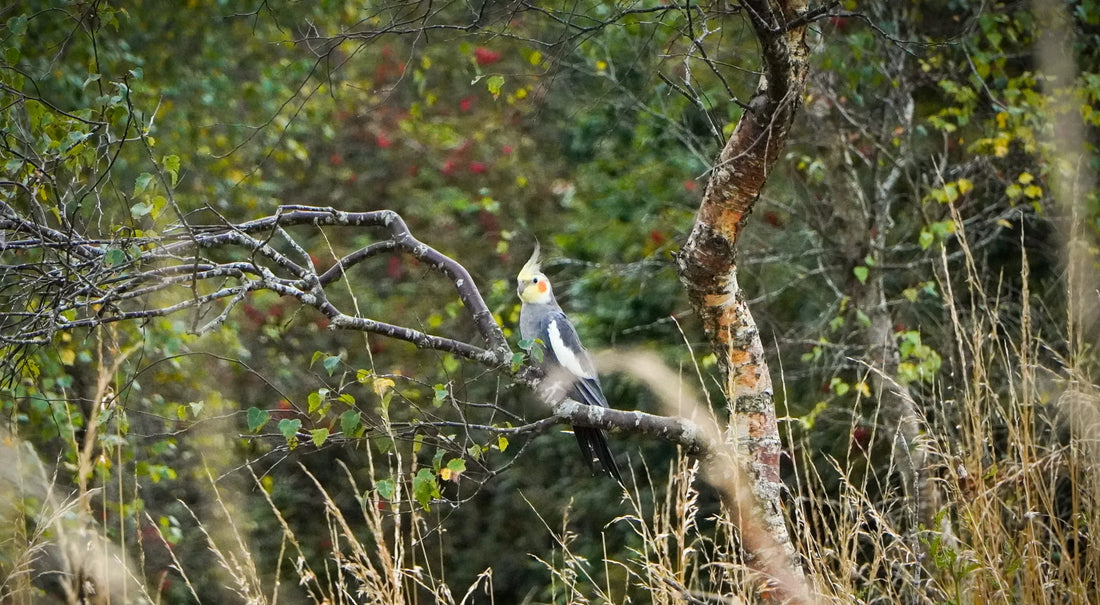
<box><xmin>246</xmin><ymin>407</ymin><xmax>270</xmax><ymax>432</ymax></box>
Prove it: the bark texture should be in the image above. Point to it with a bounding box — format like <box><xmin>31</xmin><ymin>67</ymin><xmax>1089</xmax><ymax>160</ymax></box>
<box><xmin>675</xmin><ymin>0</ymin><xmax>811</xmax><ymax>583</ymax></box>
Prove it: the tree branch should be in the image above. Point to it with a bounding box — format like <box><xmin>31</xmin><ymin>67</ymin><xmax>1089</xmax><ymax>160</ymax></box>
<box><xmin>1</xmin><ymin>203</ymin><xmax>513</xmax><ymax>364</ymax></box>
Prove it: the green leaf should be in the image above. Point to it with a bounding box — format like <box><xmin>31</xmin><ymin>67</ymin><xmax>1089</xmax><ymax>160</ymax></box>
<box><xmin>853</xmin><ymin>265</ymin><xmax>869</xmax><ymax>285</ymax></box>
<box><xmin>337</xmin><ymin>392</ymin><xmax>356</xmax><ymax>406</ymax></box>
<box><xmin>855</xmin><ymin>309</ymin><xmax>871</xmax><ymax>327</ymax></box>
<box><xmin>162</xmin><ymin>154</ymin><xmax>180</xmax><ymax>186</ymax></box>
<box><xmin>831</xmin><ymin>378</ymin><xmax>850</xmax><ymax>396</ymax></box>
<box><xmin>375</xmin><ymin>479</ymin><xmax>395</xmax><ymax>502</ymax></box>
<box><xmin>189</xmin><ymin>401</ymin><xmax>204</xmax><ymax>418</ymax></box>
<box><xmin>323</xmin><ymin>355</ymin><xmax>341</xmax><ymax>376</ymax></box>
<box><xmin>412</xmin><ymin>468</ymin><xmax>440</xmax><ymax>511</ymax></box>
<box><xmin>486</xmin><ymin>75</ymin><xmax>505</xmax><ymax>99</ymax></box>
<box><xmin>497</xmin><ymin>435</ymin><xmax>509</xmax><ymax>452</ymax></box>
<box><xmin>104</xmin><ymin>248</ymin><xmax>127</xmax><ymax>268</ymax></box>
<box><xmin>340</xmin><ymin>410</ymin><xmax>360</xmax><ymax>435</ymax></box>
<box><xmin>433</xmin><ymin>384</ymin><xmax>448</xmax><ymax>407</ymax></box>
<box><xmin>246</xmin><ymin>407</ymin><xmax>270</xmax><ymax>432</ymax></box>
<box><xmin>307</xmin><ymin>391</ymin><xmax>324</xmax><ymax>414</ymax></box>
<box><xmin>918</xmin><ymin>229</ymin><xmax>935</xmax><ymax>250</ymax></box>
<box><xmin>131</xmin><ymin>201</ymin><xmax>153</xmax><ymax>218</ymax></box>
<box><xmin>310</xmin><ymin>428</ymin><xmax>329</xmax><ymax>448</ymax></box>
<box><xmin>441</xmin><ymin>458</ymin><xmax>466</xmax><ymax>482</ymax></box>
<box><xmin>277</xmin><ymin>418</ymin><xmax>301</xmax><ymax>440</ymax></box>
<box><xmin>7</xmin><ymin>15</ymin><xmax>27</xmax><ymax>35</ymax></box>
<box><xmin>134</xmin><ymin>172</ymin><xmax>155</xmax><ymax>196</ymax></box>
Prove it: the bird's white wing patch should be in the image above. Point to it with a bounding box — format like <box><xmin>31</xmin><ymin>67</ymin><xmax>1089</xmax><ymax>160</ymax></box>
<box><xmin>547</xmin><ymin>319</ymin><xmax>596</xmax><ymax>379</ymax></box>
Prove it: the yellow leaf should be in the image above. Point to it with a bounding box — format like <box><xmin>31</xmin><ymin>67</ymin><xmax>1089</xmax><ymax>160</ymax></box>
<box><xmin>373</xmin><ymin>378</ymin><xmax>396</xmax><ymax>397</ymax></box>
<box><xmin>1018</xmin><ymin>172</ymin><xmax>1034</xmax><ymax>184</ymax></box>
<box><xmin>1024</xmin><ymin>184</ymin><xmax>1043</xmax><ymax>199</ymax></box>
<box><xmin>440</xmin><ymin>468</ymin><xmax>452</xmax><ymax>481</ymax></box>
<box><xmin>596</xmin><ymin>60</ymin><xmax>607</xmax><ymax>73</ymax></box>
<box><xmin>957</xmin><ymin>178</ymin><xmax>973</xmax><ymax>195</ymax></box>
<box><xmin>59</xmin><ymin>348</ymin><xmax>76</xmax><ymax>366</ymax></box>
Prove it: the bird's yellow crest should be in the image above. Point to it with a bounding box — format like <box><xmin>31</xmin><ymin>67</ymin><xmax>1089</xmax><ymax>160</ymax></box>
<box><xmin>517</xmin><ymin>243</ymin><xmax>553</xmax><ymax>304</ymax></box>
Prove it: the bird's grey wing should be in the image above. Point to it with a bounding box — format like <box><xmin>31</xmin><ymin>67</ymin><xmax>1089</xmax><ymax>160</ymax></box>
<box><xmin>540</xmin><ymin>312</ymin><xmax>621</xmax><ymax>482</ymax></box>
<box><xmin>540</xmin><ymin>311</ymin><xmax>609</xmax><ymax>408</ymax></box>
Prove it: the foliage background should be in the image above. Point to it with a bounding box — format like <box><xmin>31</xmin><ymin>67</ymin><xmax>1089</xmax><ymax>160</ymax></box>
<box><xmin>2</xmin><ymin>0</ymin><xmax>1098</xmax><ymax>603</ymax></box>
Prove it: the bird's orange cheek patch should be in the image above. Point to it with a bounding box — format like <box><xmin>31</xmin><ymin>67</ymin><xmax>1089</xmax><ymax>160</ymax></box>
<box><xmin>538</xmin><ymin>282</ymin><xmax>548</xmax><ymax>293</ymax></box>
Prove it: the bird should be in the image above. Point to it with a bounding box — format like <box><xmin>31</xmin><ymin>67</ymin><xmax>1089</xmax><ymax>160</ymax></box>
<box><xmin>517</xmin><ymin>243</ymin><xmax>623</xmax><ymax>482</ymax></box>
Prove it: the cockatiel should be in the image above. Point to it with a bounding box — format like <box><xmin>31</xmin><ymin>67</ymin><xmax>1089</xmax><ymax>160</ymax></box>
<box><xmin>517</xmin><ymin>244</ymin><xmax>622</xmax><ymax>482</ymax></box>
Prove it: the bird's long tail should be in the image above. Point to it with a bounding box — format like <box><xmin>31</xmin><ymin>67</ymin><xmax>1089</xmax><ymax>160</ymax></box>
<box><xmin>574</xmin><ymin>426</ymin><xmax>623</xmax><ymax>483</ymax></box>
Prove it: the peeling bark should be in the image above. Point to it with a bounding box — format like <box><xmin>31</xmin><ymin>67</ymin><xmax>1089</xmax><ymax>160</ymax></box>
<box><xmin>675</xmin><ymin>0</ymin><xmax>811</xmax><ymax>577</ymax></box>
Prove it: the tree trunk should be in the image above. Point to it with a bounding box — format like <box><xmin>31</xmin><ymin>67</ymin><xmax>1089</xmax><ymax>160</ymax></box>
<box><xmin>675</xmin><ymin>0</ymin><xmax>810</xmax><ymax>584</ymax></box>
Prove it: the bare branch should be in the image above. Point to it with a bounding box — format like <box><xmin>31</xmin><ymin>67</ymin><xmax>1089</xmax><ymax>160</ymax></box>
<box><xmin>1</xmin><ymin>203</ymin><xmax>510</xmax><ymax>366</ymax></box>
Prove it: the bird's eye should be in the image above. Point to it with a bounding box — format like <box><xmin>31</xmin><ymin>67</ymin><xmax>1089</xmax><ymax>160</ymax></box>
<box><xmin>531</xmin><ymin>276</ymin><xmax>540</xmax><ymax>284</ymax></box>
